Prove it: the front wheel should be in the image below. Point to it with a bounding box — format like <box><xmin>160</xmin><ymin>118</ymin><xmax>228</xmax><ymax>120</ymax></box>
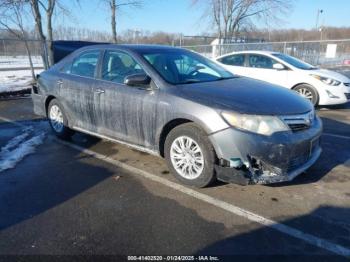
<box><xmin>164</xmin><ymin>123</ymin><xmax>216</xmax><ymax>188</ymax></box>
<box><xmin>294</xmin><ymin>84</ymin><xmax>319</xmax><ymax>106</ymax></box>
<box><xmin>48</xmin><ymin>99</ymin><xmax>74</xmax><ymax>139</ymax></box>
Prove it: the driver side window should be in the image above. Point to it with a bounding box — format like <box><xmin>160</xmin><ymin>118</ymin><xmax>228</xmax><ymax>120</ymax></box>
<box><xmin>101</xmin><ymin>50</ymin><xmax>144</xmax><ymax>84</ymax></box>
<box><xmin>248</xmin><ymin>54</ymin><xmax>277</xmax><ymax>69</ymax></box>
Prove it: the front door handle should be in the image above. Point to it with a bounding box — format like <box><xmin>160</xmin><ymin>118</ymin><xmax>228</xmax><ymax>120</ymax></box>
<box><xmin>57</xmin><ymin>80</ymin><xmax>63</xmax><ymax>86</ymax></box>
<box><xmin>94</xmin><ymin>88</ymin><xmax>105</xmax><ymax>94</ymax></box>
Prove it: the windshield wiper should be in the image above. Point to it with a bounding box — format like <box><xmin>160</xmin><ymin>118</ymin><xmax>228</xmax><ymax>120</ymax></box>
<box><xmin>182</xmin><ymin>79</ymin><xmax>202</xmax><ymax>84</ymax></box>
<box><xmin>181</xmin><ymin>76</ymin><xmax>236</xmax><ymax>84</ymax></box>
<box><xmin>215</xmin><ymin>76</ymin><xmax>237</xmax><ymax>81</ymax></box>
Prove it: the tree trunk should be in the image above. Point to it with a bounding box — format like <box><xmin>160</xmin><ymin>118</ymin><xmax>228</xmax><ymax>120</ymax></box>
<box><xmin>46</xmin><ymin>0</ymin><xmax>55</xmax><ymax>67</ymax></box>
<box><xmin>111</xmin><ymin>0</ymin><xmax>117</xmax><ymax>43</ymax></box>
<box><xmin>30</xmin><ymin>0</ymin><xmax>48</xmax><ymax>69</ymax></box>
<box><xmin>23</xmin><ymin>40</ymin><xmax>36</xmax><ymax>81</ymax></box>
<box><xmin>47</xmin><ymin>11</ymin><xmax>54</xmax><ymax>66</ymax></box>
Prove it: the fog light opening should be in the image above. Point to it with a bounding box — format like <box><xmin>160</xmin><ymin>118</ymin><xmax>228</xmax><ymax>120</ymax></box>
<box><xmin>326</xmin><ymin>90</ymin><xmax>339</xmax><ymax>99</ymax></box>
<box><xmin>229</xmin><ymin>158</ymin><xmax>243</xmax><ymax>168</ymax></box>
<box><xmin>219</xmin><ymin>158</ymin><xmax>249</xmax><ymax>170</ymax></box>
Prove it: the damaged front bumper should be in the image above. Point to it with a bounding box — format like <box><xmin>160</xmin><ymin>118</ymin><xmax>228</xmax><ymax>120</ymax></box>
<box><xmin>209</xmin><ymin>116</ymin><xmax>323</xmax><ymax>185</ymax></box>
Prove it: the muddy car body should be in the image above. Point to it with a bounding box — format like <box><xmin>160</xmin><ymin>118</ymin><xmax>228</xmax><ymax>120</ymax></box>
<box><xmin>32</xmin><ymin>44</ymin><xmax>322</xmax><ymax>187</ymax></box>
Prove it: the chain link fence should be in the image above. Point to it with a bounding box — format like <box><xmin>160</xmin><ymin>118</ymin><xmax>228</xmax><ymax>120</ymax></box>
<box><xmin>0</xmin><ymin>39</ymin><xmax>44</xmax><ymax>70</ymax></box>
<box><xmin>1</xmin><ymin>38</ymin><xmax>350</xmax><ymax>70</ymax></box>
<box><xmin>182</xmin><ymin>39</ymin><xmax>350</xmax><ymax>68</ymax></box>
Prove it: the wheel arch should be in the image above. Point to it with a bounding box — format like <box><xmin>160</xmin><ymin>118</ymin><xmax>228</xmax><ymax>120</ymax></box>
<box><xmin>291</xmin><ymin>82</ymin><xmax>314</xmax><ymax>90</ymax></box>
<box><xmin>292</xmin><ymin>83</ymin><xmax>319</xmax><ymax>105</ymax></box>
<box><xmin>158</xmin><ymin>118</ymin><xmax>193</xmax><ymax>157</ymax></box>
<box><xmin>45</xmin><ymin>95</ymin><xmax>57</xmax><ymax>116</ymax></box>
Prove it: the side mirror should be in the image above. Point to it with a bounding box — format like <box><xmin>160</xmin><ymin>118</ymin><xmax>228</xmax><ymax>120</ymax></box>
<box><xmin>273</xmin><ymin>63</ymin><xmax>285</xmax><ymax>70</ymax></box>
<box><xmin>124</xmin><ymin>74</ymin><xmax>151</xmax><ymax>87</ymax></box>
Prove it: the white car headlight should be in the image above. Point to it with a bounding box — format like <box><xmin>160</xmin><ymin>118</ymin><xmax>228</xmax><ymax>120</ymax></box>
<box><xmin>221</xmin><ymin>112</ymin><xmax>290</xmax><ymax>136</ymax></box>
<box><xmin>311</xmin><ymin>74</ymin><xmax>341</xmax><ymax>86</ymax></box>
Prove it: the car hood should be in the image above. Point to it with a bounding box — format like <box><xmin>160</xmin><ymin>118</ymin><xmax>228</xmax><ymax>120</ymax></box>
<box><xmin>177</xmin><ymin>77</ymin><xmax>313</xmax><ymax>115</ymax></box>
<box><xmin>304</xmin><ymin>68</ymin><xmax>350</xmax><ymax>83</ymax></box>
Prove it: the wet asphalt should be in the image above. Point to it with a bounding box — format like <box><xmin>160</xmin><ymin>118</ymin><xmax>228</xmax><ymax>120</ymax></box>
<box><xmin>0</xmin><ymin>98</ymin><xmax>349</xmax><ymax>260</ymax></box>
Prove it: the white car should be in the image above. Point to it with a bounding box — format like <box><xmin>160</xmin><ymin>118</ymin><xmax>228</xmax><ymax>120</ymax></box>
<box><xmin>215</xmin><ymin>51</ymin><xmax>350</xmax><ymax>106</ymax></box>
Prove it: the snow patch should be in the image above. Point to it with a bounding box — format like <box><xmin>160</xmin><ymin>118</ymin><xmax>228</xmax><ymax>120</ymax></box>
<box><xmin>0</xmin><ymin>56</ymin><xmax>43</xmax><ymax>69</ymax></box>
<box><xmin>0</xmin><ymin>125</ymin><xmax>46</xmax><ymax>173</ymax></box>
<box><xmin>0</xmin><ymin>69</ymin><xmax>43</xmax><ymax>93</ymax></box>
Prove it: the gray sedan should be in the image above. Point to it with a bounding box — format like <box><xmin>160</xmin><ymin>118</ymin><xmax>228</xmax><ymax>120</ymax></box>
<box><xmin>32</xmin><ymin>45</ymin><xmax>322</xmax><ymax>187</ymax></box>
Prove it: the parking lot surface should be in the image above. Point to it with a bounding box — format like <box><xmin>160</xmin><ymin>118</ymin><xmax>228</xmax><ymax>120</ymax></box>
<box><xmin>0</xmin><ymin>98</ymin><xmax>349</xmax><ymax>260</ymax></box>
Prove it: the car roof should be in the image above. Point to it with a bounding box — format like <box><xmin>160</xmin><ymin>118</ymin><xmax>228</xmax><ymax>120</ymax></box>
<box><xmin>216</xmin><ymin>50</ymin><xmax>280</xmax><ymax>59</ymax></box>
<box><xmin>77</xmin><ymin>44</ymin><xmax>185</xmax><ymax>53</ymax></box>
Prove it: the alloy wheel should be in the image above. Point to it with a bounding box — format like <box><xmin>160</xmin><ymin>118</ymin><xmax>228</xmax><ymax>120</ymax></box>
<box><xmin>49</xmin><ymin>104</ymin><xmax>64</xmax><ymax>133</ymax></box>
<box><xmin>296</xmin><ymin>88</ymin><xmax>314</xmax><ymax>101</ymax></box>
<box><xmin>170</xmin><ymin>136</ymin><xmax>204</xmax><ymax>180</ymax></box>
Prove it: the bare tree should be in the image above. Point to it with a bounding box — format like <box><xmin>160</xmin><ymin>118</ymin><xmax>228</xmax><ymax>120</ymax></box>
<box><xmin>104</xmin><ymin>0</ymin><xmax>143</xmax><ymax>43</ymax></box>
<box><xmin>29</xmin><ymin>0</ymin><xmax>48</xmax><ymax>68</ymax></box>
<box><xmin>29</xmin><ymin>0</ymin><xmax>56</xmax><ymax>67</ymax></box>
<box><xmin>29</xmin><ymin>0</ymin><xmax>78</xmax><ymax>67</ymax></box>
<box><xmin>0</xmin><ymin>0</ymin><xmax>36</xmax><ymax>80</ymax></box>
<box><xmin>194</xmin><ymin>0</ymin><xmax>292</xmax><ymax>42</ymax></box>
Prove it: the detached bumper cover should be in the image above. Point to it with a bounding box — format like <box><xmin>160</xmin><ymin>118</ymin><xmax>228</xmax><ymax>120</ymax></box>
<box><xmin>210</xmin><ymin>116</ymin><xmax>323</xmax><ymax>185</ymax></box>
<box><xmin>215</xmin><ymin>146</ymin><xmax>321</xmax><ymax>185</ymax></box>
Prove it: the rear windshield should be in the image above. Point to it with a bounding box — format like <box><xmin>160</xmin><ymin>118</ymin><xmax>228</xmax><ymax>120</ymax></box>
<box><xmin>140</xmin><ymin>50</ymin><xmax>234</xmax><ymax>85</ymax></box>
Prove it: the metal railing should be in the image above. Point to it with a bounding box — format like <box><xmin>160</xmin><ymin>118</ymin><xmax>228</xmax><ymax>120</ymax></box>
<box><xmin>182</xmin><ymin>39</ymin><xmax>350</xmax><ymax>67</ymax></box>
<box><xmin>0</xmin><ymin>39</ymin><xmax>44</xmax><ymax>70</ymax></box>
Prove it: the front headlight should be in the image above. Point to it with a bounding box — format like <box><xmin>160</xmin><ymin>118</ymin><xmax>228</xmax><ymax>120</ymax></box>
<box><xmin>311</xmin><ymin>74</ymin><xmax>341</xmax><ymax>86</ymax></box>
<box><xmin>221</xmin><ymin>112</ymin><xmax>290</xmax><ymax>136</ymax></box>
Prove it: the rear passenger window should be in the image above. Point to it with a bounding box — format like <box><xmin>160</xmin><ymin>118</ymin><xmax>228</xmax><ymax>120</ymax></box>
<box><xmin>219</xmin><ymin>54</ymin><xmax>245</xmax><ymax>66</ymax></box>
<box><xmin>70</xmin><ymin>51</ymin><xmax>100</xmax><ymax>77</ymax></box>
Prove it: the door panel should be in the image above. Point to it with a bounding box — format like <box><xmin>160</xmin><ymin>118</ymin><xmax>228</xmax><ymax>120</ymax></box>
<box><xmin>246</xmin><ymin>54</ymin><xmax>289</xmax><ymax>87</ymax></box>
<box><xmin>58</xmin><ymin>74</ymin><xmax>97</xmax><ymax>131</ymax></box>
<box><xmin>92</xmin><ymin>50</ymin><xmax>158</xmax><ymax>148</ymax></box>
<box><xmin>57</xmin><ymin>50</ymin><xmax>101</xmax><ymax>131</ymax></box>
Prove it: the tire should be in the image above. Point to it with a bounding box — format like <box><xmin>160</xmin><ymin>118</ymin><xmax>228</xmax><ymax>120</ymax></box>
<box><xmin>164</xmin><ymin>123</ymin><xmax>217</xmax><ymax>188</ymax></box>
<box><xmin>47</xmin><ymin>99</ymin><xmax>74</xmax><ymax>139</ymax></box>
<box><xmin>294</xmin><ymin>84</ymin><xmax>319</xmax><ymax>106</ymax></box>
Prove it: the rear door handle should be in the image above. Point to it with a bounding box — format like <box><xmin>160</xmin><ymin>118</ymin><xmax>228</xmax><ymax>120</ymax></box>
<box><xmin>94</xmin><ymin>88</ymin><xmax>105</xmax><ymax>94</ymax></box>
<box><xmin>57</xmin><ymin>80</ymin><xmax>63</xmax><ymax>86</ymax></box>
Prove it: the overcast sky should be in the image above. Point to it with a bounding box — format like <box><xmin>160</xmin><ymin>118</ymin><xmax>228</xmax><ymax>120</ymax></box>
<box><xmin>55</xmin><ymin>0</ymin><xmax>350</xmax><ymax>35</ymax></box>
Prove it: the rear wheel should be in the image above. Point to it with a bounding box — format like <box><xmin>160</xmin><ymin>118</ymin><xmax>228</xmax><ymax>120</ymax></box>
<box><xmin>294</xmin><ymin>84</ymin><xmax>319</xmax><ymax>106</ymax></box>
<box><xmin>48</xmin><ymin>99</ymin><xmax>74</xmax><ymax>139</ymax></box>
<box><xmin>164</xmin><ymin>123</ymin><xmax>216</xmax><ymax>188</ymax></box>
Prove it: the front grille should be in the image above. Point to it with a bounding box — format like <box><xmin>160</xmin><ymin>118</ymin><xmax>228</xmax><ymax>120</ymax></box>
<box><xmin>288</xmin><ymin>123</ymin><xmax>309</xmax><ymax>131</ymax></box>
<box><xmin>345</xmin><ymin>93</ymin><xmax>350</xmax><ymax>99</ymax></box>
<box><xmin>281</xmin><ymin>112</ymin><xmax>314</xmax><ymax>132</ymax></box>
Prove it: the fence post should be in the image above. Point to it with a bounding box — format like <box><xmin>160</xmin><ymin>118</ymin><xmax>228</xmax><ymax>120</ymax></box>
<box><xmin>283</xmin><ymin>42</ymin><xmax>287</xmax><ymax>53</ymax></box>
<box><xmin>2</xmin><ymin>39</ymin><xmax>7</xmax><ymax>57</ymax></box>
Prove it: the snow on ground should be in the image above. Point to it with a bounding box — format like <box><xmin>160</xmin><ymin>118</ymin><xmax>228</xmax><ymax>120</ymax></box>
<box><xmin>0</xmin><ymin>56</ymin><xmax>43</xmax><ymax>69</ymax></box>
<box><xmin>0</xmin><ymin>122</ymin><xmax>46</xmax><ymax>173</ymax></box>
<box><xmin>0</xmin><ymin>69</ymin><xmax>43</xmax><ymax>93</ymax></box>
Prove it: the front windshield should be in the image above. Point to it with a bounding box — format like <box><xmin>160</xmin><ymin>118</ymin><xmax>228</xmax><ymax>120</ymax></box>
<box><xmin>273</xmin><ymin>53</ymin><xmax>316</xmax><ymax>70</ymax></box>
<box><xmin>141</xmin><ymin>49</ymin><xmax>234</xmax><ymax>85</ymax></box>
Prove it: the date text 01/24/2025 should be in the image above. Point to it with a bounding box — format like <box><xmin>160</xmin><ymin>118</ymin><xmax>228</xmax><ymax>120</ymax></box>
<box><xmin>127</xmin><ymin>255</ymin><xmax>220</xmax><ymax>261</ymax></box>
